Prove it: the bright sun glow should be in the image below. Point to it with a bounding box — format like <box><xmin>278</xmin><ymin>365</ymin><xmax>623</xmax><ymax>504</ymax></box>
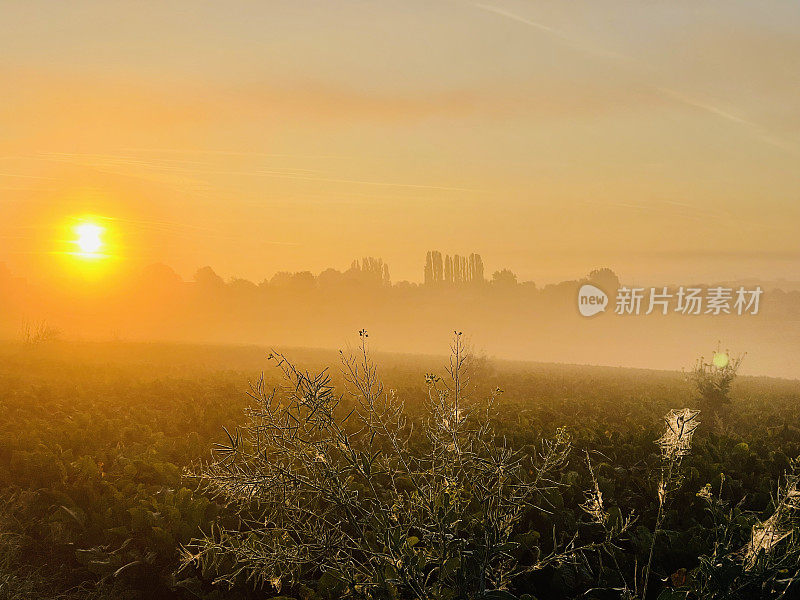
<box><xmin>73</xmin><ymin>222</ymin><xmax>106</xmax><ymax>257</ymax></box>
<box><xmin>712</xmin><ymin>352</ymin><xmax>730</xmax><ymax>369</ymax></box>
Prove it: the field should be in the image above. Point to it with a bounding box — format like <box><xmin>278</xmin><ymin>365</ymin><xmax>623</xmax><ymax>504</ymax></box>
<box><xmin>1</xmin><ymin>340</ymin><xmax>799</xmax><ymax>600</ymax></box>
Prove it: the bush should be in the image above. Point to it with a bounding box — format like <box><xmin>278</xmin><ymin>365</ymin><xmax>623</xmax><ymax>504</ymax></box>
<box><xmin>184</xmin><ymin>333</ymin><xmax>623</xmax><ymax>599</ymax></box>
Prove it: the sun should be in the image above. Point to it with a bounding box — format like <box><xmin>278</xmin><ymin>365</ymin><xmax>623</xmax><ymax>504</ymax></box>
<box><xmin>60</xmin><ymin>216</ymin><xmax>117</xmax><ymax>280</ymax></box>
<box><xmin>712</xmin><ymin>352</ymin><xmax>729</xmax><ymax>369</ymax></box>
<box><xmin>73</xmin><ymin>221</ymin><xmax>106</xmax><ymax>258</ymax></box>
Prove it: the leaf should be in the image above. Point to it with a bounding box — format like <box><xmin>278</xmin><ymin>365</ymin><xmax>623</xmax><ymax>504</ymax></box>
<box><xmin>317</xmin><ymin>570</ymin><xmax>347</xmax><ymax>600</ymax></box>
<box><xmin>383</xmin><ymin>564</ymin><xmax>398</xmax><ymax>580</ymax></box>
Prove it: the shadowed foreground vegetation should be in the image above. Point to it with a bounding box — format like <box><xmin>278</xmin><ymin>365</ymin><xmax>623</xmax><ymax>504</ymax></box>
<box><xmin>1</xmin><ymin>339</ymin><xmax>800</xmax><ymax>599</ymax></box>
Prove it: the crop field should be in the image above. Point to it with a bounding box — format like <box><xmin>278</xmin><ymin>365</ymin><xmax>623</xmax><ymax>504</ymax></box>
<box><xmin>1</xmin><ymin>340</ymin><xmax>799</xmax><ymax>600</ymax></box>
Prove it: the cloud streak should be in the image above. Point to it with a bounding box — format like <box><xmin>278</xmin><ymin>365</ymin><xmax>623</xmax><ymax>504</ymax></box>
<box><xmin>33</xmin><ymin>152</ymin><xmax>484</xmax><ymax>194</ymax></box>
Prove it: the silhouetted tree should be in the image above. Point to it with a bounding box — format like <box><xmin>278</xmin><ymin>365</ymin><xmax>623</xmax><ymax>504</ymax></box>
<box><xmin>229</xmin><ymin>278</ymin><xmax>258</xmax><ymax>293</ymax></box>
<box><xmin>317</xmin><ymin>268</ymin><xmax>344</xmax><ymax>288</ymax></box>
<box><xmin>350</xmin><ymin>257</ymin><xmax>391</xmax><ymax>286</ymax></box>
<box><xmin>433</xmin><ymin>251</ymin><xmax>443</xmax><ymax>282</ymax></box>
<box><xmin>382</xmin><ymin>263</ymin><xmax>391</xmax><ymax>286</ymax></box>
<box><xmin>453</xmin><ymin>254</ymin><xmax>466</xmax><ymax>283</ymax></box>
<box><xmin>587</xmin><ymin>267</ymin><xmax>620</xmax><ymax>292</ymax></box>
<box><xmin>424</xmin><ymin>251</ymin><xmax>434</xmax><ymax>285</ymax></box>
<box><xmin>469</xmin><ymin>253</ymin><xmax>484</xmax><ymax>283</ymax></box>
<box><xmin>425</xmin><ymin>251</ymin><xmax>484</xmax><ymax>285</ymax></box>
<box><xmin>270</xmin><ymin>271</ymin><xmax>316</xmax><ymax>291</ymax></box>
<box><xmin>491</xmin><ymin>268</ymin><xmax>518</xmax><ymax>286</ymax></box>
<box><xmin>194</xmin><ymin>266</ymin><xmax>225</xmax><ymax>289</ymax></box>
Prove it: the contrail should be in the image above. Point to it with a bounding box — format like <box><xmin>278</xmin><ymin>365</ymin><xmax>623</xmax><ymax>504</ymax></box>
<box><xmin>473</xmin><ymin>2</ymin><xmax>633</xmax><ymax>62</ymax></box>
<box><xmin>471</xmin><ymin>2</ymin><xmax>798</xmax><ymax>155</ymax></box>
<box><xmin>473</xmin><ymin>3</ymin><xmax>556</xmax><ymax>34</ymax></box>
<box><xmin>656</xmin><ymin>87</ymin><xmax>799</xmax><ymax>155</ymax></box>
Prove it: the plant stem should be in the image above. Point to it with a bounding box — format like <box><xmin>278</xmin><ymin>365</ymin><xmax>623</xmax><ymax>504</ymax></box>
<box><xmin>642</xmin><ymin>457</ymin><xmax>675</xmax><ymax>599</ymax></box>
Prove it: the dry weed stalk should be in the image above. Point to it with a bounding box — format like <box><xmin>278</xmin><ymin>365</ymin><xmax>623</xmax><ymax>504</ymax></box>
<box><xmin>641</xmin><ymin>408</ymin><xmax>700</xmax><ymax>599</ymax></box>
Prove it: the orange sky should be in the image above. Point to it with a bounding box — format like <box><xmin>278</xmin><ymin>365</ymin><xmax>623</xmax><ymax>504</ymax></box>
<box><xmin>2</xmin><ymin>0</ymin><xmax>800</xmax><ymax>285</ymax></box>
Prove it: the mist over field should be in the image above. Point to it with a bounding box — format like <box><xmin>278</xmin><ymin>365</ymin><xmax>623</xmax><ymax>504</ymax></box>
<box><xmin>2</xmin><ymin>258</ymin><xmax>799</xmax><ymax>378</ymax></box>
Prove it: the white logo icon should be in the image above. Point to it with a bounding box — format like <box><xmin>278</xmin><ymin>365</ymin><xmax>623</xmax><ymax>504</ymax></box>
<box><xmin>578</xmin><ymin>284</ymin><xmax>608</xmax><ymax>317</ymax></box>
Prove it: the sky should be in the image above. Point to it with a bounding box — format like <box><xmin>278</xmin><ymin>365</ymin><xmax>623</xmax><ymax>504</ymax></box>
<box><xmin>2</xmin><ymin>0</ymin><xmax>800</xmax><ymax>285</ymax></box>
